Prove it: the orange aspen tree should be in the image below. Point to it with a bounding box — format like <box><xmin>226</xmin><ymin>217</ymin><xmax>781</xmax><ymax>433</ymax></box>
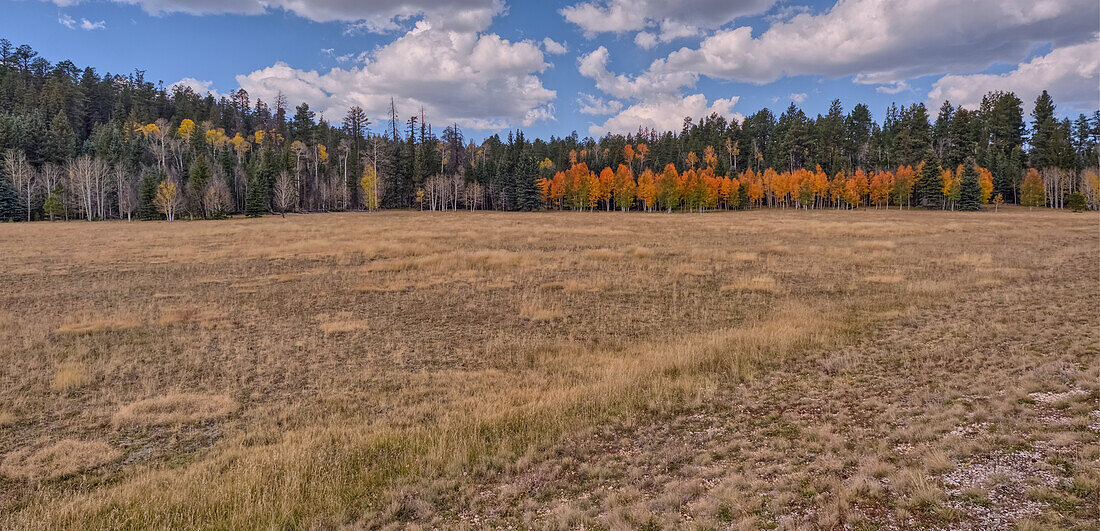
<box><xmin>869</xmin><ymin>171</ymin><xmax>893</xmax><ymax>208</ymax></box>
<box><xmin>1020</xmin><ymin>168</ymin><xmax>1045</xmax><ymax>209</ymax></box>
<box><xmin>598</xmin><ymin>167</ymin><xmax>615</xmax><ymax>210</ymax></box>
<box><xmin>637</xmin><ymin>168</ymin><xmax>657</xmax><ymax>211</ymax></box>
<box><xmin>657</xmin><ymin>163</ymin><xmax>680</xmax><ymax>212</ymax></box>
<box><xmin>977</xmin><ymin>167</ymin><xmax>994</xmax><ymax>204</ymax></box>
<box><xmin>613</xmin><ymin>164</ymin><xmax>636</xmax><ymax>211</ymax></box>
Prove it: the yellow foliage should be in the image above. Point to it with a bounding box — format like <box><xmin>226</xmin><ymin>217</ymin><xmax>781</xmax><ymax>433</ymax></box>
<box><xmin>177</xmin><ymin>119</ymin><xmax>195</xmax><ymax>141</ymax></box>
<box><xmin>360</xmin><ymin>165</ymin><xmax>379</xmax><ymax>211</ymax></box>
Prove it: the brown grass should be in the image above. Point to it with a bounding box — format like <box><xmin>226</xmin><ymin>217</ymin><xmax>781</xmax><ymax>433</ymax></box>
<box><xmin>0</xmin><ymin>208</ymin><xmax>1095</xmax><ymax>529</ymax></box>
<box><xmin>112</xmin><ymin>394</ymin><xmax>237</xmax><ymax>427</ymax></box>
<box><xmin>721</xmin><ymin>275</ymin><xmax>779</xmax><ymax>293</ymax></box>
<box><xmin>1</xmin><ymin>439</ymin><xmax>120</xmax><ymax>480</ymax></box>
<box><xmin>56</xmin><ymin>319</ymin><xmax>141</xmax><ymax>334</ymax></box>
<box><xmin>50</xmin><ymin>362</ymin><xmax>90</xmax><ymax>391</ymax></box>
<box><xmin>318</xmin><ymin>320</ymin><xmax>372</xmax><ymax>334</ymax></box>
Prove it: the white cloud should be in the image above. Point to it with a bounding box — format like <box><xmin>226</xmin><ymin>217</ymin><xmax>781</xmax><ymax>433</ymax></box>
<box><xmin>236</xmin><ymin>20</ymin><xmax>556</xmax><ymax>131</ymax></box>
<box><xmin>579</xmin><ymin>46</ymin><xmax>695</xmax><ymax>100</ymax></box>
<box><xmin>46</xmin><ymin>0</ymin><xmax>503</xmax><ymax>32</ymax></box>
<box><xmin>588</xmin><ymin>93</ymin><xmax>740</xmax><ymax>136</ymax></box>
<box><xmin>928</xmin><ymin>38</ymin><xmax>1100</xmax><ymax>112</ymax></box>
<box><xmin>561</xmin><ymin>0</ymin><xmax>774</xmax><ymax>38</ymax></box>
<box><xmin>58</xmin><ymin>13</ymin><xmax>105</xmax><ymax>30</ymax></box>
<box><xmin>633</xmin><ymin>20</ymin><xmax>702</xmax><ymax>49</ymax></box>
<box><xmin>542</xmin><ymin>37</ymin><xmax>568</xmax><ymax>55</ymax></box>
<box><xmin>577</xmin><ymin>93</ymin><xmax>623</xmax><ymax>115</ymax></box>
<box><xmin>634</xmin><ymin>32</ymin><xmax>658</xmax><ymax>50</ymax></box>
<box><xmin>875</xmin><ymin>81</ymin><xmax>908</xmax><ymax>94</ymax></box>
<box><xmin>788</xmin><ymin>92</ymin><xmax>806</xmax><ymax>103</ymax></box>
<box><xmin>170</xmin><ymin>77</ymin><xmax>220</xmax><ymax>97</ymax></box>
<box><xmin>654</xmin><ymin>0</ymin><xmax>1098</xmax><ymax>88</ymax></box>
<box><xmin>764</xmin><ymin>2</ymin><xmax>810</xmax><ymax>24</ymax></box>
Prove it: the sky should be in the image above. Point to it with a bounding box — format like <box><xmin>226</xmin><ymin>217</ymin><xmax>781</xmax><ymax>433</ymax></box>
<box><xmin>1</xmin><ymin>0</ymin><xmax>1097</xmax><ymax>141</ymax></box>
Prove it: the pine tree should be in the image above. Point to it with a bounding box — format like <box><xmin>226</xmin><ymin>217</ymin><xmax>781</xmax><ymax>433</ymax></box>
<box><xmin>0</xmin><ymin>172</ymin><xmax>21</xmax><ymax>221</ymax></box>
<box><xmin>46</xmin><ymin>109</ymin><xmax>74</xmax><ymax>164</ymax></box>
<box><xmin>136</xmin><ymin>172</ymin><xmax>161</xmax><ymax>220</ymax></box>
<box><xmin>915</xmin><ymin>153</ymin><xmax>943</xmax><ymax>208</ymax></box>
<box><xmin>42</xmin><ymin>186</ymin><xmax>63</xmax><ymax>221</ymax></box>
<box><xmin>245</xmin><ymin>164</ymin><xmax>268</xmax><ymax>217</ymax></box>
<box><xmin>958</xmin><ymin>165</ymin><xmax>982</xmax><ymax>211</ymax></box>
<box><xmin>515</xmin><ymin>155</ymin><xmax>541</xmax><ymax>211</ymax></box>
<box><xmin>188</xmin><ymin>155</ymin><xmax>211</xmax><ymax>215</ymax></box>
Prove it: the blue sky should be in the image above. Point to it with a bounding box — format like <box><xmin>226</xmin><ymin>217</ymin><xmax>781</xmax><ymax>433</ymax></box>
<box><xmin>2</xmin><ymin>0</ymin><xmax>1097</xmax><ymax>140</ymax></box>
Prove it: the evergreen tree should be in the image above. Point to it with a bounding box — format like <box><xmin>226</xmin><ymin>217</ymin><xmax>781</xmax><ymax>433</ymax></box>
<box><xmin>245</xmin><ymin>161</ymin><xmax>268</xmax><ymax>217</ymax></box>
<box><xmin>515</xmin><ymin>155</ymin><xmax>541</xmax><ymax>211</ymax></box>
<box><xmin>46</xmin><ymin>109</ymin><xmax>74</xmax><ymax>164</ymax></box>
<box><xmin>0</xmin><ymin>171</ymin><xmax>21</xmax><ymax>221</ymax></box>
<box><xmin>958</xmin><ymin>165</ymin><xmax>982</xmax><ymax>211</ymax></box>
<box><xmin>1029</xmin><ymin>90</ymin><xmax>1057</xmax><ymax>169</ymax></box>
<box><xmin>1066</xmin><ymin>191</ymin><xmax>1087</xmax><ymax>212</ymax></box>
<box><xmin>915</xmin><ymin>153</ymin><xmax>943</xmax><ymax>208</ymax></box>
<box><xmin>42</xmin><ymin>187</ymin><xmax>63</xmax><ymax>221</ymax></box>
<box><xmin>188</xmin><ymin>155</ymin><xmax>211</xmax><ymax>214</ymax></box>
<box><xmin>136</xmin><ymin>172</ymin><xmax>161</xmax><ymax>220</ymax></box>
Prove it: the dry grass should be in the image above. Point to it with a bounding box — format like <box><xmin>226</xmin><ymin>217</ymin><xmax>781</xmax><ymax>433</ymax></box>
<box><xmin>112</xmin><ymin>394</ymin><xmax>237</xmax><ymax>427</ymax></box>
<box><xmin>1</xmin><ymin>439</ymin><xmax>120</xmax><ymax>480</ymax></box>
<box><xmin>721</xmin><ymin>275</ymin><xmax>779</xmax><ymax>293</ymax></box>
<box><xmin>318</xmin><ymin>320</ymin><xmax>372</xmax><ymax>334</ymax></box>
<box><xmin>0</xmin><ymin>208</ymin><xmax>1096</xmax><ymax>529</ymax></box>
<box><xmin>519</xmin><ymin>301</ymin><xmax>565</xmax><ymax>322</ymax></box>
<box><xmin>56</xmin><ymin>319</ymin><xmax>141</xmax><ymax>335</ymax></box>
<box><xmin>50</xmin><ymin>362</ymin><xmax>90</xmax><ymax>391</ymax></box>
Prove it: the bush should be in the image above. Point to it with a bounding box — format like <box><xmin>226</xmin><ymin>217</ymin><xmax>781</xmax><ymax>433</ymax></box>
<box><xmin>1066</xmin><ymin>191</ymin><xmax>1087</xmax><ymax>212</ymax></box>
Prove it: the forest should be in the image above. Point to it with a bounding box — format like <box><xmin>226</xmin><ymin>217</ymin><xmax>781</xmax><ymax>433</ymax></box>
<box><xmin>1</xmin><ymin>37</ymin><xmax>1098</xmax><ymax>222</ymax></box>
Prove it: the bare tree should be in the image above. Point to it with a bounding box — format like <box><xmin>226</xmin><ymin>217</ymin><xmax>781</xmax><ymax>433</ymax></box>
<box><xmin>3</xmin><ymin>149</ymin><xmax>35</xmax><ymax>221</ymax></box>
<box><xmin>338</xmin><ymin>138</ymin><xmax>351</xmax><ymax>210</ymax></box>
<box><xmin>450</xmin><ymin>171</ymin><xmax>465</xmax><ymax>211</ymax></box>
<box><xmin>67</xmin><ymin>155</ymin><xmax>108</xmax><ymax>221</ymax></box>
<box><xmin>272</xmin><ymin>171</ymin><xmax>297</xmax><ymax>217</ymax></box>
<box><xmin>40</xmin><ymin>162</ymin><xmax>63</xmax><ymax>194</ymax></box>
<box><xmin>466</xmin><ymin>181</ymin><xmax>484</xmax><ymax>210</ymax></box>
<box><xmin>115</xmin><ymin>165</ymin><xmax>137</xmax><ymax>221</ymax></box>
<box><xmin>203</xmin><ymin>177</ymin><xmax>232</xmax><ymax>218</ymax></box>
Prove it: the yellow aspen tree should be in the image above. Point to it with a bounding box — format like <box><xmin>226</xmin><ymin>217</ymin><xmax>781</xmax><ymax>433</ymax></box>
<box><xmin>154</xmin><ymin>179</ymin><xmax>181</xmax><ymax>221</ymax></box>
<box><xmin>360</xmin><ymin>165</ymin><xmax>380</xmax><ymax>211</ymax></box>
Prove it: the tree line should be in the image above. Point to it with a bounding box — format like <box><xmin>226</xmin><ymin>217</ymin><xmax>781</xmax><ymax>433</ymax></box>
<box><xmin>0</xmin><ymin>37</ymin><xmax>1097</xmax><ymax>222</ymax></box>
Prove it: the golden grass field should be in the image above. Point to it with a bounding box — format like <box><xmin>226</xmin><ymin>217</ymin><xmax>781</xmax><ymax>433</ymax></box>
<box><xmin>0</xmin><ymin>208</ymin><xmax>1097</xmax><ymax>529</ymax></box>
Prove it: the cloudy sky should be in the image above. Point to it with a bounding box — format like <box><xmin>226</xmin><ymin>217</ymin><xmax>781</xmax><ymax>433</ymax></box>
<box><xmin>3</xmin><ymin>0</ymin><xmax>1097</xmax><ymax>139</ymax></box>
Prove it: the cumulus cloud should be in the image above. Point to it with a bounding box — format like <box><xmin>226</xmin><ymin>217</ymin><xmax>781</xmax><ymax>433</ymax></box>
<box><xmin>928</xmin><ymin>38</ymin><xmax>1100</xmax><ymax>112</ymax></box>
<box><xmin>653</xmin><ymin>0</ymin><xmax>1098</xmax><ymax>88</ymax></box>
<box><xmin>235</xmin><ymin>20</ymin><xmax>556</xmax><ymax>131</ymax></box>
<box><xmin>561</xmin><ymin>0</ymin><xmax>774</xmax><ymax>38</ymax></box>
<box><xmin>579</xmin><ymin>46</ymin><xmax>695</xmax><ymax>100</ymax></box>
<box><xmin>170</xmin><ymin>77</ymin><xmax>220</xmax><ymax>97</ymax></box>
<box><xmin>577</xmin><ymin>93</ymin><xmax>623</xmax><ymax>115</ymax></box>
<box><xmin>588</xmin><ymin>93</ymin><xmax>740</xmax><ymax>136</ymax></box>
<box><xmin>578</xmin><ymin>46</ymin><xmax>738</xmax><ymax>135</ymax></box>
<box><xmin>788</xmin><ymin>92</ymin><xmax>806</xmax><ymax>103</ymax></box>
<box><xmin>46</xmin><ymin>0</ymin><xmax>503</xmax><ymax>32</ymax></box>
<box><xmin>542</xmin><ymin>37</ymin><xmax>568</xmax><ymax>55</ymax></box>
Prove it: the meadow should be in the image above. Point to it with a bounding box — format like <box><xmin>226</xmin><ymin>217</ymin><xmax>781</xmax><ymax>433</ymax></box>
<box><xmin>0</xmin><ymin>208</ymin><xmax>1097</xmax><ymax>529</ymax></box>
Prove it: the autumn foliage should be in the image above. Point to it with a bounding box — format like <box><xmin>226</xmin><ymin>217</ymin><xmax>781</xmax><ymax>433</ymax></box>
<box><xmin>538</xmin><ymin>144</ymin><xmax>998</xmax><ymax>212</ymax></box>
